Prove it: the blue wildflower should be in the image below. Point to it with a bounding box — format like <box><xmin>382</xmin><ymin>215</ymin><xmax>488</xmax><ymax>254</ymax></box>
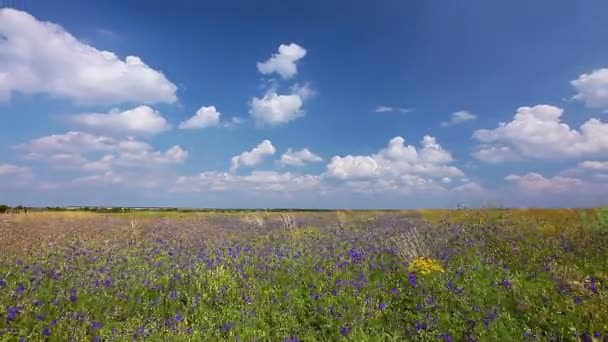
<box><xmin>69</xmin><ymin>288</ymin><xmax>77</xmax><ymax>302</ymax></box>
<box><xmin>379</xmin><ymin>303</ymin><xmax>387</xmax><ymax>310</ymax></box>
<box><xmin>42</xmin><ymin>327</ymin><xmax>52</xmax><ymax>337</ymax></box>
<box><xmin>222</xmin><ymin>322</ymin><xmax>234</xmax><ymax>333</ymax></box>
<box><xmin>175</xmin><ymin>313</ymin><xmax>184</xmax><ymax>323</ymax></box>
<box><xmin>7</xmin><ymin>306</ymin><xmax>21</xmax><ymax>321</ymax></box>
<box><xmin>498</xmin><ymin>279</ymin><xmax>512</xmax><ymax>288</ymax></box>
<box><xmin>340</xmin><ymin>326</ymin><xmax>350</xmax><ymax>337</ymax></box>
<box><xmin>408</xmin><ymin>272</ymin><xmax>417</xmax><ymax>287</ymax></box>
<box><xmin>391</xmin><ymin>287</ymin><xmax>398</xmax><ymax>295</ymax></box>
<box><xmin>15</xmin><ymin>283</ymin><xmax>25</xmax><ymax>296</ymax></box>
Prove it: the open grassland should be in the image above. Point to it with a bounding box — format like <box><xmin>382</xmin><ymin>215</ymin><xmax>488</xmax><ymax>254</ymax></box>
<box><xmin>0</xmin><ymin>209</ymin><xmax>606</xmax><ymax>341</ymax></box>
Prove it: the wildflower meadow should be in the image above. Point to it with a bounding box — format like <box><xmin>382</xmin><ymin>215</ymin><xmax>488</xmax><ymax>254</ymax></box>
<box><xmin>0</xmin><ymin>209</ymin><xmax>606</xmax><ymax>341</ymax></box>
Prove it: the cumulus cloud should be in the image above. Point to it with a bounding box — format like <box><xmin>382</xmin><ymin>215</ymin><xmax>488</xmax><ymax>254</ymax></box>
<box><xmin>571</xmin><ymin>68</ymin><xmax>608</xmax><ymax>108</ymax></box>
<box><xmin>324</xmin><ymin>135</ymin><xmax>468</xmax><ymax>196</ymax></box>
<box><xmin>14</xmin><ymin>132</ymin><xmax>187</xmax><ymax>171</ymax></box>
<box><xmin>179</xmin><ymin>106</ymin><xmax>221</xmax><ymax>129</ymax></box>
<box><xmin>0</xmin><ymin>163</ymin><xmax>29</xmax><ymax>176</ymax></box>
<box><xmin>472</xmin><ymin>105</ymin><xmax>608</xmax><ymax>163</ymax></box>
<box><xmin>442</xmin><ymin>110</ymin><xmax>477</xmax><ymax>127</ymax></box>
<box><xmin>230</xmin><ymin>140</ymin><xmax>276</xmax><ymax>171</ymax></box>
<box><xmin>175</xmin><ymin>170</ymin><xmax>320</xmax><ymax>193</ymax></box>
<box><xmin>257</xmin><ymin>43</ymin><xmax>307</xmax><ymax>79</ymax></box>
<box><xmin>326</xmin><ymin>136</ymin><xmax>461</xmax><ymax>180</ymax></box>
<box><xmin>280</xmin><ymin>148</ymin><xmax>323</xmax><ymax>166</ymax></box>
<box><xmin>505</xmin><ymin>172</ymin><xmax>584</xmax><ymax>193</ymax></box>
<box><xmin>0</xmin><ymin>8</ymin><xmax>177</xmax><ymax>105</ymax></box>
<box><xmin>579</xmin><ymin>160</ymin><xmax>608</xmax><ymax>172</ymax></box>
<box><xmin>375</xmin><ymin>106</ymin><xmax>412</xmax><ymax>113</ymax></box>
<box><xmin>178</xmin><ymin>106</ymin><xmax>245</xmax><ymax>129</ymax></box>
<box><xmin>249</xmin><ymin>91</ymin><xmax>305</xmax><ymax>127</ymax></box>
<box><xmin>69</xmin><ymin>106</ymin><xmax>170</xmax><ymax>135</ymax></box>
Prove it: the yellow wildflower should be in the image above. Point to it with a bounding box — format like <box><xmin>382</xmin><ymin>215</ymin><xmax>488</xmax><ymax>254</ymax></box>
<box><xmin>408</xmin><ymin>257</ymin><xmax>444</xmax><ymax>275</ymax></box>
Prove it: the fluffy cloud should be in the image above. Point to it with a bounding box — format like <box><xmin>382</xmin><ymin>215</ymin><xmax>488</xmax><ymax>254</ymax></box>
<box><xmin>571</xmin><ymin>68</ymin><xmax>608</xmax><ymax>108</ymax></box>
<box><xmin>175</xmin><ymin>171</ymin><xmax>320</xmax><ymax>193</ymax></box>
<box><xmin>70</xmin><ymin>106</ymin><xmax>170</xmax><ymax>135</ymax></box>
<box><xmin>375</xmin><ymin>106</ymin><xmax>412</xmax><ymax>113</ymax></box>
<box><xmin>579</xmin><ymin>160</ymin><xmax>608</xmax><ymax>172</ymax></box>
<box><xmin>179</xmin><ymin>106</ymin><xmax>221</xmax><ymax>129</ymax></box>
<box><xmin>324</xmin><ymin>135</ymin><xmax>468</xmax><ymax>197</ymax></box>
<box><xmin>178</xmin><ymin>106</ymin><xmax>244</xmax><ymax>129</ymax></box>
<box><xmin>505</xmin><ymin>172</ymin><xmax>583</xmax><ymax>193</ymax></box>
<box><xmin>249</xmin><ymin>91</ymin><xmax>304</xmax><ymax>126</ymax></box>
<box><xmin>0</xmin><ymin>8</ymin><xmax>177</xmax><ymax>105</ymax></box>
<box><xmin>442</xmin><ymin>110</ymin><xmax>477</xmax><ymax>127</ymax></box>
<box><xmin>0</xmin><ymin>163</ymin><xmax>29</xmax><ymax>176</ymax></box>
<box><xmin>257</xmin><ymin>43</ymin><xmax>306</xmax><ymax>79</ymax></box>
<box><xmin>230</xmin><ymin>140</ymin><xmax>276</xmax><ymax>171</ymax></box>
<box><xmin>14</xmin><ymin>132</ymin><xmax>187</xmax><ymax>170</ymax></box>
<box><xmin>280</xmin><ymin>148</ymin><xmax>323</xmax><ymax>166</ymax></box>
<box><xmin>326</xmin><ymin>136</ymin><xmax>461</xmax><ymax>180</ymax></box>
<box><xmin>472</xmin><ymin>105</ymin><xmax>608</xmax><ymax>162</ymax></box>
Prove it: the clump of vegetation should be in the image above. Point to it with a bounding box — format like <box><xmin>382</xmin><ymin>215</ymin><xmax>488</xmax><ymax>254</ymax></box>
<box><xmin>0</xmin><ymin>210</ymin><xmax>606</xmax><ymax>340</ymax></box>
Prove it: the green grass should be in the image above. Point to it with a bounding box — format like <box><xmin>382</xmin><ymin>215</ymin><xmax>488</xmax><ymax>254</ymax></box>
<box><xmin>0</xmin><ymin>210</ymin><xmax>606</xmax><ymax>341</ymax></box>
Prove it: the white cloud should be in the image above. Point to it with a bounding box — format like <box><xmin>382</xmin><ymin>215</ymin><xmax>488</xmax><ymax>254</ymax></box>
<box><xmin>249</xmin><ymin>92</ymin><xmax>304</xmax><ymax>127</ymax></box>
<box><xmin>505</xmin><ymin>172</ymin><xmax>583</xmax><ymax>193</ymax></box>
<box><xmin>14</xmin><ymin>132</ymin><xmax>187</xmax><ymax>170</ymax></box>
<box><xmin>579</xmin><ymin>160</ymin><xmax>608</xmax><ymax>172</ymax></box>
<box><xmin>257</xmin><ymin>43</ymin><xmax>306</xmax><ymax>79</ymax></box>
<box><xmin>442</xmin><ymin>110</ymin><xmax>477</xmax><ymax>127</ymax></box>
<box><xmin>472</xmin><ymin>105</ymin><xmax>608</xmax><ymax>163</ymax></box>
<box><xmin>179</xmin><ymin>106</ymin><xmax>245</xmax><ymax>129</ymax></box>
<box><xmin>230</xmin><ymin>140</ymin><xmax>276</xmax><ymax>171</ymax></box>
<box><xmin>375</xmin><ymin>106</ymin><xmax>412</xmax><ymax>113</ymax></box>
<box><xmin>280</xmin><ymin>148</ymin><xmax>323</xmax><ymax>166</ymax></box>
<box><xmin>70</xmin><ymin>106</ymin><xmax>170</xmax><ymax>135</ymax></box>
<box><xmin>0</xmin><ymin>163</ymin><xmax>29</xmax><ymax>176</ymax></box>
<box><xmin>571</xmin><ymin>68</ymin><xmax>608</xmax><ymax>108</ymax></box>
<box><xmin>324</xmin><ymin>136</ymin><xmax>466</xmax><ymax>197</ymax></box>
<box><xmin>179</xmin><ymin>106</ymin><xmax>221</xmax><ymax>129</ymax></box>
<box><xmin>176</xmin><ymin>170</ymin><xmax>321</xmax><ymax>193</ymax></box>
<box><xmin>0</xmin><ymin>8</ymin><xmax>177</xmax><ymax>105</ymax></box>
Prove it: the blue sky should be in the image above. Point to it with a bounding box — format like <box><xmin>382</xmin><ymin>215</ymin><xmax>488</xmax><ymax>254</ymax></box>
<box><xmin>1</xmin><ymin>1</ymin><xmax>608</xmax><ymax>208</ymax></box>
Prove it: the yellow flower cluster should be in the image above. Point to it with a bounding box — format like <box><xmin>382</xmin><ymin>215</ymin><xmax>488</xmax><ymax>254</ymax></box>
<box><xmin>408</xmin><ymin>257</ymin><xmax>444</xmax><ymax>275</ymax></box>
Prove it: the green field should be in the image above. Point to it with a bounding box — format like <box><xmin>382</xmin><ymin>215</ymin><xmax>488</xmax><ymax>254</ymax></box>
<box><xmin>0</xmin><ymin>209</ymin><xmax>606</xmax><ymax>341</ymax></box>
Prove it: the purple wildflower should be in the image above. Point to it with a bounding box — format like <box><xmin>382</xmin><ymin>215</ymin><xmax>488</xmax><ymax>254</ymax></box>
<box><xmin>175</xmin><ymin>313</ymin><xmax>184</xmax><ymax>323</ymax></box>
<box><xmin>340</xmin><ymin>326</ymin><xmax>350</xmax><ymax>337</ymax></box>
<box><xmin>415</xmin><ymin>322</ymin><xmax>428</xmax><ymax>332</ymax></box>
<box><xmin>574</xmin><ymin>296</ymin><xmax>583</xmax><ymax>305</ymax></box>
<box><xmin>379</xmin><ymin>303</ymin><xmax>387</xmax><ymax>310</ymax></box>
<box><xmin>93</xmin><ymin>337</ymin><xmax>100</xmax><ymax>342</ymax></box>
<box><xmin>15</xmin><ymin>283</ymin><xmax>25</xmax><ymax>296</ymax></box>
<box><xmin>92</xmin><ymin>321</ymin><xmax>103</xmax><ymax>329</ymax></box>
<box><xmin>408</xmin><ymin>273</ymin><xmax>417</xmax><ymax>287</ymax></box>
<box><xmin>42</xmin><ymin>327</ymin><xmax>52</xmax><ymax>337</ymax></box>
<box><xmin>498</xmin><ymin>279</ymin><xmax>512</xmax><ymax>288</ymax></box>
<box><xmin>7</xmin><ymin>306</ymin><xmax>21</xmax><ymax>321</ymax></box>
<box><xmin>222</xmin><ymin>322</ymin><xmax>234</xmax><ymax>332</ymax></box>
<box><xmin>19</xmin><ymin>338</ymin><xmax>27</xmax><ymax>342</ymax></box>
<box><xmin>37</xmin><ymin>314</ymin><xmax>45</xmax><ymax>321</ymax></box>
<box><xmin>442</xmin><ymin>334</ymin><xmax>453</xmax><ymax>342</ymax></box>
<box><xmin>169</xmin><ymin>290</ymin><xmax>178</xmax><ymax>300</ymax></box>
<box><xmin>69</xmin><ymin>288</ymin><xmax>77</xmax><ymax>302</ymax></box>
<box><xmin>0</xmin><ymin>278</ymin><xmax>6</xmax><ymax>287</ymax></box>
<box><xmin>103</xmin><ymin>278</ymin><xmax>113</xmax><ymax>288</ymax></box>
<box><xmin>283</xmin><ymin>336</ymin><xmax>299</xmax><ymax>342</ymax></box>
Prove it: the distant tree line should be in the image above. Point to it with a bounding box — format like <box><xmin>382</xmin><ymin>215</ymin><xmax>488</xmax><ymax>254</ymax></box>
<box><xmin>0</xmin><ymin>205</ymin><xmax>29</xmax><ymax>214</ymax></box>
